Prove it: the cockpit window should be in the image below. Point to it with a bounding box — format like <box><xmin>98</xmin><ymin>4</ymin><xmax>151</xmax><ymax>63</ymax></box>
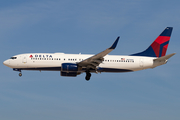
<box><xmin>10</xmin><ymin>57</ymin><xmax>17</xmax><ymax>59</ymax></box>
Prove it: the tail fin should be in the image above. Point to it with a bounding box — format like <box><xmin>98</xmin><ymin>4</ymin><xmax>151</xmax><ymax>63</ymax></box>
<box><xmin>131</xmin><ymin>27</ymin><xmax>173</xmax><ymax>57</ymax></box>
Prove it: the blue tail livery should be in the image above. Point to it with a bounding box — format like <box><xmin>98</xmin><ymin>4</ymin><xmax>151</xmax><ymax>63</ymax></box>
<box><xmin>131</xmin><ymin>27</ymin><xmax>173</xmax><ymax>57</ymax></box>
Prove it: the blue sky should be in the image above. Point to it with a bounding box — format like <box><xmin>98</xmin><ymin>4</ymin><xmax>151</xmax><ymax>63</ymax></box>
<box><xmin>0</xmin><ymin>0</ymin><xmax>180</xmax><ymax>120</ymax></box>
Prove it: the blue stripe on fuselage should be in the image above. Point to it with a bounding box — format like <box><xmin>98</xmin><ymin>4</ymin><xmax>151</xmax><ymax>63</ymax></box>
<box><xmin>14</xmin><ymin>67</ymin><xmax>133</xmax><ymax>73</ymax></box>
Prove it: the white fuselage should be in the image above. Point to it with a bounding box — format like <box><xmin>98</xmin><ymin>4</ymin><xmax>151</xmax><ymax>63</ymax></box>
<box><xmin>3</xmin><ymin>53</ymin><xmax>163</xmax><ymax>73</ymax></box>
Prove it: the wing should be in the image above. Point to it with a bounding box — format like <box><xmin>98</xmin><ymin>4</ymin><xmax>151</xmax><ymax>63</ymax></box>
<box><xmin>78</xmin><ymin>37</ymin><xmax>120</xmax><ymax>69</ymax></box>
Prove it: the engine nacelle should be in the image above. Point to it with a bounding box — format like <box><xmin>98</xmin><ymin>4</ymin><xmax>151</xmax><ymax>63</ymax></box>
<box><xmin>61</xmin><ymin>63</ymin><xmax>78</xmax><ymax>72</ymax></box>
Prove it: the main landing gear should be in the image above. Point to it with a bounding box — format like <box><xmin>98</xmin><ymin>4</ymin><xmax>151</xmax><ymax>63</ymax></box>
<box><xmin>85</xmin><ymin>71</ymin><xmax>91</xmax><ymax>81</ymax></box>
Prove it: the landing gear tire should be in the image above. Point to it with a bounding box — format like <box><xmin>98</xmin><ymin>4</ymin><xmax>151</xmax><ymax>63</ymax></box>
<box><xmin>85</xmin><ymin>72</ymin><xmax>91</xmax><ymax>81</ymax></box>
<box><xmin>19</xmin><ymin>73</ymin><xmax>22</xmax><ymax>77</ymax></box>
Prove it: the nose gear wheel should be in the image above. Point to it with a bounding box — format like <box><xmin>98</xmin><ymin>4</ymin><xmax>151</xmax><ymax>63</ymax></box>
<box><xmin>19</xmin><ymin>73</ymin><xmax>22</xmax><ymax>77</ymax></box>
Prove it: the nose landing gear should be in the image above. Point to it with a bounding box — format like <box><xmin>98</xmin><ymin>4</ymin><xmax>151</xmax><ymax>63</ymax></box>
<box><xmin>19</xmin><ymin>72</ymin><xmax>22</xmax><ymax>77</ymax></box>
<box><xmin>13</xmin><ymin>69</ymin><xmax>22</xmax><ymax>77</ymax></box>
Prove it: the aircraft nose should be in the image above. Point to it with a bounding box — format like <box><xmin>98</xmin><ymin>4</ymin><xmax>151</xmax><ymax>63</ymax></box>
<box><xmin>3</xmin><ymin>60</ymin><xmax>9</xmax><ymax>66</ymax></box>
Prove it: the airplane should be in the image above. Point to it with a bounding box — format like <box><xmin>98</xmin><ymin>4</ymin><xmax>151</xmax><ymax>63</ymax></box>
<box><xmin>3</xmin><ymin>27</ymin><xmax>175</xmax><ymax>81</ymax></box>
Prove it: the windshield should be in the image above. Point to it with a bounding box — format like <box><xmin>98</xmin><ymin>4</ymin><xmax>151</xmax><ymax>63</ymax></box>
<box><xmin>10</xmin><ymin>57</ymin><xmax>17</xmax><ymax>59</ymax></box>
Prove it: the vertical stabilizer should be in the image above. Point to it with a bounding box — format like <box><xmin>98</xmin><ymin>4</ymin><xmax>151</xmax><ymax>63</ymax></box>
<box><xmin>131</xmin><ymin>27</ymin><xmax>173</xmax><ymax>57</ymax></box>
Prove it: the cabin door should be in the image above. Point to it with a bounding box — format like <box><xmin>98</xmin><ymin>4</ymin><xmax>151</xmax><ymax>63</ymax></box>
<box><xmin>22</xmin><ymin>56</ymin><xmax>27</xmax><ymax>63</ymax></box>
<box><xmin>139</xmin><ymin>58</ymin><xmax>144</xmax><ymax>67</ymax></box>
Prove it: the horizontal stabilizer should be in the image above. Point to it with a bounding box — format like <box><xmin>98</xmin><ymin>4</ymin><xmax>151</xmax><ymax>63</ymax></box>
<box><xmin>153</xmin><ymin>53</ymin><xmax>176</xmax><ymax>62</ymax></box>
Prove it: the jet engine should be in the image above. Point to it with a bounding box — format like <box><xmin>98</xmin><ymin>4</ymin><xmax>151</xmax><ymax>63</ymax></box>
<box><xmin>61</xmin><ymin>63</ymin><xmax>81</xmax><ymax>77</ymax></box>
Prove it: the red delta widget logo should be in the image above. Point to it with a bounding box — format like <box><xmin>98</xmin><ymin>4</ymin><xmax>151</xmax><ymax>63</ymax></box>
<box><xmin>29</xmin><ymin>55</ymin><xmax>53</xmax><ymax>58</ymax></box>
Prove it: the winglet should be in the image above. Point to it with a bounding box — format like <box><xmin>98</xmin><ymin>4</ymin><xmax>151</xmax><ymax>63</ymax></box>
<box><xmin>109</xmin><ymin>36</ymin><xmax>120</xmax><ymax>49</ymax></box>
